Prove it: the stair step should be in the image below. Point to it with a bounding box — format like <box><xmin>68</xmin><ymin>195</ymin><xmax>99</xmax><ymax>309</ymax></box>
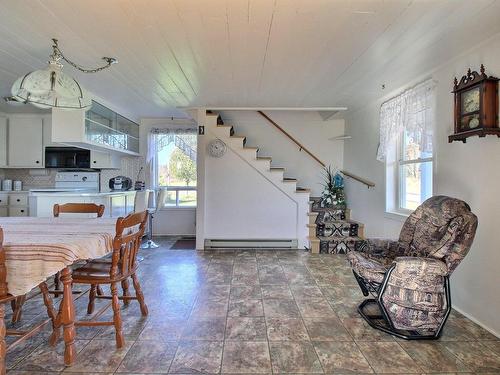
<box><xmin>307</xmin><ymin>236</ymin><xmax>320</xmax><ymax>243</ymax></box>
<box><xmin>231</xmin><ymin>135</ymin><xmax>247</xmax><ymax>146</ymax></box>
<box><xmin>243</xmin><ymin>146</ymin><xmax>259</xmax><ymax>151</ymax></box>
<box><xmin>318</xmin><ymin>235</ymin><xmax>363</xmax><ymax>241</ymax></box>
<box><xmin>256</xmin><ymin>156</ymin><xmax>272</xmax><ymax>160</ymax></box>
<box><xmin>296</xmin><ymin>188</ymin><xmax>310</xmax><ymax>193</ymax></box>
<box><xmin>270</xmin><ymin>167</ymin><xmax>285</xmax><ymax>171</ymax></box>
<box><xmin>283</xmin><ymin>178</ymin><xmax>297</xmax><ymax>182</ymax></box>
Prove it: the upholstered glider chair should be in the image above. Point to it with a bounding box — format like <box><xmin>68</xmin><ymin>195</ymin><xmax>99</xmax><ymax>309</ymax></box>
<box><xmin>347</xmin><ymin>195</ymin><xmax>478</xmax><ymax>340</ymax></box>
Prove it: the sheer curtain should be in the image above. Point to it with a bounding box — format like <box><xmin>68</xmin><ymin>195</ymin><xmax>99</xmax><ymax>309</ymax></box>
<box><xmin>147</xmin><ymin>127</ymin><xmax>197</xmax><ymax>188</ymax></box>
<box><xmin>377</xmin><ymin>79</ymin><xmax>436</xmax><ymax>161</ymax></box>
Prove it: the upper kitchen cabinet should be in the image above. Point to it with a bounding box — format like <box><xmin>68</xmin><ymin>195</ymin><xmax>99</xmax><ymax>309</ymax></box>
<box><xmin>0</xmin><ymin>117</ymin><xmax>7</xmax><ymax>167</ymax></box>
<box><xmin>7</xmin><ymin>116</ymin><xmax>44</xmax><ymax>168</ymax></box>
<box><xmin>51</xmin><ymin>100</ymin><xmax>140</xmax><ymax>156</ymax></box>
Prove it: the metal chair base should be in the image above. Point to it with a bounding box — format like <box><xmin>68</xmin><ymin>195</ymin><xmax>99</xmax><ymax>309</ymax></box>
<box><xmin>141</xmin><ymin>240</ymin><xmax>159</xmax><ymax>249</ymax></box>
<box><xmin>353</xmin><ymin>267</ymin><xmax>451</xmax><ymax>341</ymax></box>
<box><xmin>358</xmin><ymin>299</ymin><xmax>444</xmax><ymax>340</ymax></box>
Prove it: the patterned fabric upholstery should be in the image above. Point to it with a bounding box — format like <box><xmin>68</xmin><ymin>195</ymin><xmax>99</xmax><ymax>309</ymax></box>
<box><xmin>347</xmin><ymin>195</ymin><xmax>478</xmax><ymax>333</ymax></box>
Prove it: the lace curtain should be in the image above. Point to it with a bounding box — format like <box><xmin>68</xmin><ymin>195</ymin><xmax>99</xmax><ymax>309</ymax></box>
<box><xmin>377</xmin><ymin>79</ymin><xmax>436</xmax><ymax>161</ymax></box>
<box><xmin>146</xmin><ymin>127</ymin><xmax>197</xmax><ymax>163</ymax></box>
<box><xmin>147</xmin><ymin>127</ymin><xmax>197</xmax><ymax>188</ymax></box>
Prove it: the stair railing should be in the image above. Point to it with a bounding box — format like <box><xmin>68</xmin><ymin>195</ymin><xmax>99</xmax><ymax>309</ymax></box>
<box><xmin>257</xmin><ymin>110</ymin><xmax>375</xmax><ymax>189</ymax></box>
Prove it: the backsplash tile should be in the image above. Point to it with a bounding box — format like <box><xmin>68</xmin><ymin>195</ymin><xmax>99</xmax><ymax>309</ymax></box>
<box><xmin>0</xmin><ymin>156</ymin><xmax>144</xmax><ymax>191</ymax></box>
<box><xmin>1</xmin><ymin>169</ymin><xmax>57</xmax><ymax>188</ymax></box>
<box><xmin>99</xmin><ymin>156</ymin><xmax>144</xmax><ymax>191</ymax></box>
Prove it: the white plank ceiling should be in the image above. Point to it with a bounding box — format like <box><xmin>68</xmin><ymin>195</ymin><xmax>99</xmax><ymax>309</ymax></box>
<box><xmin>0</xmin><ymin>0</ymin><xmax>499</xmax><ymax>120</ymax></box>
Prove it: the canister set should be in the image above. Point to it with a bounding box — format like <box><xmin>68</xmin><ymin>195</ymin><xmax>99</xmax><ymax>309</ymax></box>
<box><xmin>1</xmin><ymin>179</ymin><xmax>22</xmax><ymax>191</ymax></box>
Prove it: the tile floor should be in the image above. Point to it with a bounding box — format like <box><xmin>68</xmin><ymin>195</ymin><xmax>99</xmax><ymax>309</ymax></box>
<box><xmin>5</xmin><ymin>237</ymin><xmax>500</xmax><ymax>374</ymax></box>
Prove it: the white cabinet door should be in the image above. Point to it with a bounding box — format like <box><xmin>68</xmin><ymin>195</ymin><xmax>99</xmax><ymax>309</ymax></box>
<box><xmin>0</xmin><ymin>117</ymin><xmax>6</xmax><ymax>167</ymax></box>
<box><xmin>8</xmin><ymin>117</ymin><xmax>44</xmax><ymax>168</ymax></box>
<box><xmin>110</xmin><ymin>195</ymin><xmax>126</xmax><ymax>218</ymax></box>
<box><xmin>90</xmin><ymin>150</ymin><xmax>121</xmax><ymax>169</ymax></box>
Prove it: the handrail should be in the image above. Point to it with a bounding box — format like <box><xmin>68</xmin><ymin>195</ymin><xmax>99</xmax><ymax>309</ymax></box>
<box><xmin>258</xmin><ymin>111</ymin><xmax>326</xmax><ymax>167</ymax></box>
<box><xmin>257</xmin><ymin>110</ymin><xmax>375</xmax><ymax>189</ymax></box>
<box><xmin>339</xmin><ymin>170</ymin><xmax>375</xmax><ymax>188</ymax></box>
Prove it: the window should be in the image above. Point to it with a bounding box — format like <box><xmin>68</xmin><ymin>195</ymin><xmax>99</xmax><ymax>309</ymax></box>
<box><xmin>396</xmin><ymin>127</ymin><xmax>433</xmax><ymax>211</ymax></box>
<box><xmin>150</xmin><ymin>128</ymin><xmax>197</xmax><ymax>208</ymax></box>
<box><xmin>379</xmin><ymin>80</ymin><xmax>435</xmax><ymax>215</ymax></box>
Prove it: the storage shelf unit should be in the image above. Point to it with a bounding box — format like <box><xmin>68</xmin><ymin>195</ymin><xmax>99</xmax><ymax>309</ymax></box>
<box><xmin>85</xmin><ymin>101</ymin><xmax>139</xmax><ymax>154</ymax></box>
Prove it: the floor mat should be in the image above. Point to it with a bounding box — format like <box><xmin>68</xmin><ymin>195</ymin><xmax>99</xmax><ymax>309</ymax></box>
<box><xmin>171</xmin><ymin>238</ymin><xmax>196</xmax><ymax>250</ymax></box>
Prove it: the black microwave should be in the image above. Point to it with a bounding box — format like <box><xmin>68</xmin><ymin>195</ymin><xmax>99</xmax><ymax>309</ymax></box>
<box><xmin>45</xmin><ymin>147</ymin><xmax>91</xmax><ymax>168</ymax></box>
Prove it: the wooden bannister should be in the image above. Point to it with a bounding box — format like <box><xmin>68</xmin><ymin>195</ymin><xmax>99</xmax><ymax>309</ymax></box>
<box><xmin>257</xmin><ymin>110</ymin><xmax>375</xmax><ymax>189</ymax></box>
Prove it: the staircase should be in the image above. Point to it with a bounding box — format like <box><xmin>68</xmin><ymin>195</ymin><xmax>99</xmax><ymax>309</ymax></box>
<box><xmin>205</xmin><ymin>111</ymin><xmax>366</xmax><ymax>252</ymax></box>
<box><xmin>307</xmin><ymin>198</ymin><xmax>365</xmax><ymax>254</ymax></box>
<box><xmin>205</xmin><ymin>112</ymin><xmax>311</xmax><ymax>249</ymax></box>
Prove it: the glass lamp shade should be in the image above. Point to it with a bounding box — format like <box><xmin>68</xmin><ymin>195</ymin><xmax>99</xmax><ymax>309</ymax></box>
<box><xmin>11</xmin><ymin>62</ymin><xmax>92</xmax><ymax>110</ymax></box>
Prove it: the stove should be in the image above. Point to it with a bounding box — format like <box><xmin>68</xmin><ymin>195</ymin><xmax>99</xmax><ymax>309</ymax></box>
<box><xmin>30</xmin><ymin>171</ymin><xmax>100</xmax><ymax>193</ymax></box>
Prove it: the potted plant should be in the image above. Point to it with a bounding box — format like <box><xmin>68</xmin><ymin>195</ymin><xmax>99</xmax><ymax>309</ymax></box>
<box><xmin>320</xmin><ymin>166</ymin><xmax>346</xmax><ymax>208</ymax></box>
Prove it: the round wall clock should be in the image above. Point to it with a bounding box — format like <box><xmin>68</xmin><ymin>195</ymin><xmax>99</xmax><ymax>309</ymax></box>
<box><xmin>207</xmin><ymin>139</ymin><xmax>227</xmax><ymax>158</ymax></box>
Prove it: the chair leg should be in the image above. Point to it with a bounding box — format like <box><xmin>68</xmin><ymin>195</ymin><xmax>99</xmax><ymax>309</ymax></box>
<box><xmin>0</xmin><ymin>304</ymin><xmax>6</xmax><ymax>375</ymax></box>
<box><xmin>11</xmin><ymin>295</ymin><xmax>26</xmax><ymax>324</ymax></box>
<box><xmin>96</xmin><ymin>285</ymin><xmax>104</xmax><ymax>296</ymax></box>
<box><xmin>87</xmin><ymin>285</ymin><xmax>97</xmax><ymax>314</ymax></box>
<box><xmin>121</xmin><ymin>279</ymin><xmax>130</xmax><ymax>307</ymax></box>
<box><xmin>54</xmin><ymin>272</ymin><xmax>60</xmax><ymax>293</ymax></box>
<box><xmin>131</xmin><ymin>274</ymin><xmax>148</xmax><ymax>316</ymax></box>
<box><xmin>39</xmin><ymin>282</ymin><xmax>60</xmax><ymax>346</ymax></box>
<box><xmin>111</xmin><ymin>282</ymin><xmax>124</xmax><ymax>348</ymax></box>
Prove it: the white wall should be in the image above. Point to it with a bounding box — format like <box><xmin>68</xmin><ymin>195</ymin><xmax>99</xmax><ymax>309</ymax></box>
<box><xmin>204</xmin><ymin>132</ymin><xmax>298</xmax><ymax>240</ymax></box>
<box><xmin>196</xmin><ymin>111</ymin><xmax>307</xmax><ymax>249</ymax></box>
<box><xmin>343</xmin><ymin>34</ymin><xmax>500</xmax><ymax>336</ymax></box>
<box><xmin>219</xmin><ymin>111</ymin><xmax>345</xmax><ymax>196</ymax></box>
<box><xmin>140</xmin><ymin>117</ymin><xmax>197</xmax><ymax>236</ymax></box>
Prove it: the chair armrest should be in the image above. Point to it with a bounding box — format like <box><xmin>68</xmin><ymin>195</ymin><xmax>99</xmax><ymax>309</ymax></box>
<box><xmin>393</xmin><ymin>257</ymin><xmax>448</xmax><ymax>277</ymax></box>
<box><xmin>358</xmin><ymin>238</ymin><xmax>403</xmax><ymax>260</ymax></box>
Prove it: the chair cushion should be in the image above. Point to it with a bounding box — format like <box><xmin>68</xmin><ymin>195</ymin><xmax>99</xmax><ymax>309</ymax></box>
<box><xmin>347</xmin><ymin>251</ymin><xmax>389</xmax><ymax>284</ymax></box>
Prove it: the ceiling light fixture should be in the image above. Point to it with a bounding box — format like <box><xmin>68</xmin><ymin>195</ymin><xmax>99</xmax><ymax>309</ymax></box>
<box><xmin>11</xmin><ymin>38</ymin><xmax>117</xmax><ymax>110</ymax></box>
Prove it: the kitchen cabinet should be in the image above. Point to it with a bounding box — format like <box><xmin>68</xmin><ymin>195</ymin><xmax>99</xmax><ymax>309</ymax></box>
<box><xmin>0</xmin><ymin>192</ymin><xmax>29</xmax><ymax>217</ymax></box>
<box><xmin>91</xmin><ymin>150</ymin><xmax>120</xmax><ymax>169</ymax></box>
<box><xmin>29</xmin><ymin>191</ymin><xmax>136</xmax><ymax>218</ymax></box>
<box><xmin>8</xmin><ymin>116</ymin><xmax>44</xmax><ymax>168</ymax></box>
<box><xmin>0</xmin><ymin>117</ymin><xmax>7</xmax><ymax>167</ymax></box>
<box><xmin>109</xmin><ymin>194</ymin><xmax>126</xmax><ymax>218</ymax></box>
<box><xmin>52</xmin><ymin>101</ymin><xmax>140</xmax><ymax>156</ymax></box>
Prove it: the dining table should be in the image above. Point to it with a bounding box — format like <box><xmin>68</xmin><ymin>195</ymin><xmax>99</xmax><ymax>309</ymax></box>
<box><xmin>0</xmin><ymin>216</ymin><xmax>118</xmax><ymax>368</ymax></box>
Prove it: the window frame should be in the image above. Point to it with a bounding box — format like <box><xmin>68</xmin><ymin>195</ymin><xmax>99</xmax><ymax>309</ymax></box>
<box><xmin>386</xmin><ymin>130</ymin><xmax>433</xmax><ymax>217</ymax></box>
<box><xmin>152</xmin><ymin>132</ymin><xmax>197</xmax><ymax>209</ymax></box>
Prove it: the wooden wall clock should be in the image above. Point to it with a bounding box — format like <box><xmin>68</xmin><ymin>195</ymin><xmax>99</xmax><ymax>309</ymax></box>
<box><xmin>449</xmin><ymin>64</ymin><xmax>499</xmax><ymax>143</ymax></box>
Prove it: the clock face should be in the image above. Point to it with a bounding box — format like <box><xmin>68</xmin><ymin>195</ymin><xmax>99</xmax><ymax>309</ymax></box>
<box><xmin>461</xmin><ymin>87</ymin><xmax>480</xmax><ymax>114</ymax></box>
<box><xmin>207</xmin><ymin>139</ymin><xmax>227</xmax><ymax>158</ymax></box>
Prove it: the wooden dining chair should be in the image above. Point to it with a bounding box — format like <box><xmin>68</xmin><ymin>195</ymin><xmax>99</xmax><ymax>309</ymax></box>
<box><xmin>0</xmin><ymin>227</ymin><xmax>15</xmax><ymax>375</ymax></box>
<box><xmin>0</xmin><ymin>227</ymin><xmax>59</xmax><ymax>375</ymax></box>
<box><xmin>10</xmin><ymin>203</ymin><xmax>106</xmax><ymax>324</ymax></box>
<box><xmin>69</xmin><ymin>211</ymin><xmax>149</xmax><ymax>348</ymax></box>
<box><xmin>53</xmin><ymin>203</ymin><xmax>105</xmax><ymax>218</ymax></box>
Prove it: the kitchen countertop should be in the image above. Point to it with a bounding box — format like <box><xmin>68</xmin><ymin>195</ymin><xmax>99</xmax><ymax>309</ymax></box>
<box><xmin>29</xmin><ymin>190</ymin><xmax>138</xmax><ymax>197</ymax></box>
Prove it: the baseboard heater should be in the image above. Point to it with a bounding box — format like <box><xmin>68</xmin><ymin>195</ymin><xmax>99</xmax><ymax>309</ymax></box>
<box><xmin>205</xmin><ymin>239</ymin><xmax>298</xmax><ymax>249</ymax></box>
